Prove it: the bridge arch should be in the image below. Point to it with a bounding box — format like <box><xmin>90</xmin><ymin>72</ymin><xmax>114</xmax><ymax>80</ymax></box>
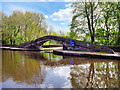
<box><xmin>34</xmin><ymin>37</ymin><xmax>68</xmax><ymax>50</ymax></box>
<box><xmin>18</xmin><ymin>35</ymin><xmax>114</xmax><ymax>54</ymax></box>
<box><xmin>36</xmin><ymin>40</ymin><xmax>63</xmax><ymax>50</ymax></box>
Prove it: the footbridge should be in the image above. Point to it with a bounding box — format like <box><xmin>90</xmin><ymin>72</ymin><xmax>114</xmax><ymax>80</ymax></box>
<box><xmin>17</xmin><ymin>35</ymin><xmax>114</xmax><ymax>54</ymax></box>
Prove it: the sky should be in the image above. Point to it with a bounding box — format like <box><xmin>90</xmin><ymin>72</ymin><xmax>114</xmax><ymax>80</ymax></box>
<box><xmin>0</xmin><ymin>0</ymin><xmax>75</xmax><ymax>34</ymax></box>
<box><xmin>0</xmin><ymin>0</ymin><xmax>118</xmax><ymax>34</ymax></box>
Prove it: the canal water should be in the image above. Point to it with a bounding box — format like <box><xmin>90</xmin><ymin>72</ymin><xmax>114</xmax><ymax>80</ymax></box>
<box><xmin>1</xmin><ymin>50</ymin><xmax>120</xmax><ymax>88</ymax></box>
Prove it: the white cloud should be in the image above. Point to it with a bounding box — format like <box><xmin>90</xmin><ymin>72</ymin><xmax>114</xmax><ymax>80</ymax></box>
<box><xmin>64</xmin><ymin>0</ymin><xmax>72</xmax><ymax>2</ymax></box>
<box><xmin>52</xmin><ymin>18</ymin><xmax>57</xmax><ymax>21</ymax></box>
<box><xmin>39</xmin><ymin>0</ymin><xmax>46</xmax><ymax>1</ymax></box>
<box><xmin>50</xmin><ymin>4</ymin><xmax>73</xmax><ymax>22</ymax></box>
<box><xmin>60</xmin><ymin>23</ymin><xmax>65</xmax><ymax>25</ymax></box>
<box><xmin>44</xmin><ymin>15</ymin><xmax>48</xmax><ymax>19</ymax></box>
<box><xmin>65</xmin><ymin>3</ymin><xmax>71</xmax><ymax>7</ymax></box>
<box><xmin>48</xmin><ymin>0</ymin><xmax>55</xmax><ymax>1</ymax></box>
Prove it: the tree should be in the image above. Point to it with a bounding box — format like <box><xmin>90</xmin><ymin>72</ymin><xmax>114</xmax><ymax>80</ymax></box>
<box><xmin>70</xmin><ymin>2</ymin><xmax>99</xmax><ymax>44</ymax></box>
<box><xmin>115</xmin><ymin>2</ymin><xmax>120</xmax><ymax>46</ymax></box>
<box><xmin>43</xmin><ymin>25</ymin><xmax>60</xmax><ymax>45</ymax></box>
<box><xmin>2</xmin><ymin>10</ymin><xmax>48</xmax><ymax>45</ymax></box>
<box><xmin>96</xmin><ymin>2</ymin><xmax>120</xmax><ymax>46</ymax></box>
<box><xmin>0</xmin><ymin>12</ymin><xmax>3</xmax><ymax>44</ymax></box>
<box><xmin>59</xmin><ymin>30</ymin><xmax>65</xmax><ymax>37</ymax></box>
<box><xmin>70</xmin><ymin>1</ymin><xmax>120</xmax><ymax>47</ymax></box>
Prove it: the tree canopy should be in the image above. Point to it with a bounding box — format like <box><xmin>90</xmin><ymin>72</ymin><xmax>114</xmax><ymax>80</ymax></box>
<box><xmin>1</xmin><ymin>10</ymin><xmax>48</xmax><ymax>45</ymax></box>
<box><xmin>1</xmin><ymin>2</ymin><xmax>120</xmax><ymax>47</ymax></box>
<box><xmin>70</xmin><ymin>1</ymin><xmax>120</xmax><ymax>47</ymax></box>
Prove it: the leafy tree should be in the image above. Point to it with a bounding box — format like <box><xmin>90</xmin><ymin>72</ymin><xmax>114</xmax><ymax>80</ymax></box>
<box><xmin>96</xmin><ymin>2</ymin><xmax>120</xmax><ymax>46</ymax></box>
<box><xmin>0</xmin><ymin>12</ymin><xmax>3</xmax><ymax>44</ymax></box>
<box><xmin>43</xmin><ymin>25</ymin><xmax>60</xmax><ymax>45</ymax></box>
<box><xmin>70</xmin><ymin>2</ymin><xmax>99</xmax><ymax>43</ymax></box>
<box><xmin>59</xmin><ymin>30</ymin><xmax>65</xmax><ymax>37</ymax></box>
<box><xmin>2</xmin><ymin>10</ymin><xmax>48</xmax><ymax>45</ymax></box>
<box><xmin>115</xmin><ymin>2</ymin><xmax>120</xmax><ymax>46</ymax></box>
<box><xmin>70</xmin><ymin>1</ymin><xmax>120</xmax><ymax>47</ymax></box>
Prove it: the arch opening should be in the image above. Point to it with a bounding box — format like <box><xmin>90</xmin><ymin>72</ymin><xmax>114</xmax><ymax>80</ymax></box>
<box><xmin>41</xmin><ymin>40</ymin><xmax>63</xmax><ymax>50</ymax></box>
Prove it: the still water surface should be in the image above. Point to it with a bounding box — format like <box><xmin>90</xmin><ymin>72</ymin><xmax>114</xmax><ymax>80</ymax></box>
<box><xmin>2</xmin><ymin>50</ymin><xmax>120</xmax><ymax>88</ymax></box>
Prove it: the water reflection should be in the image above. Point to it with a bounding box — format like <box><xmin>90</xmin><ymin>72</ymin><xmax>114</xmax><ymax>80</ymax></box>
<box><xmin>2</xmin><ymin>50</ymin><xmax>120</xmax><ymax>88</ymax></box>
<box><xmin>70</xmin><ymin>62</ymin><xmax>119</xmax><ymax>88</ymax></box>
<box><xmin>2</xmin><ymin>50</ymin><xmax>46</xmax><ymax>86</ymax></box>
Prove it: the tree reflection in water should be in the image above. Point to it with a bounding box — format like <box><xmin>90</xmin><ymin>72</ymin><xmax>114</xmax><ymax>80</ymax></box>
<box><xmin>70</xmin><ymin>61</ymin><xmax>119</xmax><ymax>88</ymax></box>
<box><xmin>2</xmin><ymin>50</ymin><xmax>120</xmax><ymax>88</ymax></box>
<box><xmin>2</xmin><ymin>50</ymin><xmax>46</xmax><ymax>85</ymax></box>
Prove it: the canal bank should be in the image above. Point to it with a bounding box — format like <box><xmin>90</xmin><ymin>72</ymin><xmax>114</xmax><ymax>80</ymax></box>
<box><xmin>1</xmin><ymin>46</ymin><xmax>120</xmax><ymax>60</ymax></box>
<box><xmin>53</xmin><ymin>50</ymin><xmax>120</xmax><ymax>60</ymax></box>
<box><xmin>0</xmin><ymin>46</ymin><xmax>62</xmax><ymax>51</ymax></box>
<box><xmin>0</xmin><ymin>46</ymin><xmax>40</xmax><ymax>51</ymax></box>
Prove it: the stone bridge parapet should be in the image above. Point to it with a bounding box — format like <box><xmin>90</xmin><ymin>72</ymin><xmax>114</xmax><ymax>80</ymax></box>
<box><xmin>17</xmin><ymin>35</ymin><xmax>114</xmax><ymax>54</ymax></box>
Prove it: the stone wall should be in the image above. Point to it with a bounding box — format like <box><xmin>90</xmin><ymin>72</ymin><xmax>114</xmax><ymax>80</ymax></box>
<box><xmin>109</xmin><ymin>46</ymin><xmax>120</xmax><ymax>52</ymax></box>
<box><xmin>17</xmin><ymin>35</ymin><xmax>114</xmax><ymax>53</ymax></box>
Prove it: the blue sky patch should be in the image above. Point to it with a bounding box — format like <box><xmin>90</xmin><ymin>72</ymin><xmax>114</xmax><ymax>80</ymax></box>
<box><xmin>1</xmin><ymin>2</ymin><xmax>73</xmax><ymax>34</ymax></box>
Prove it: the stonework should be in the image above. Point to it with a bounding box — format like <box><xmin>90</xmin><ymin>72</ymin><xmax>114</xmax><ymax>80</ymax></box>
<box><xmin>17</xmin><ymin>35</ymin><xmax>114</xmax><ymax>53</ymax></box>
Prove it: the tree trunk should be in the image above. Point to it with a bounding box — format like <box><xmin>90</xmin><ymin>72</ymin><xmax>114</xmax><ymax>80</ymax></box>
<box><xmin>85</xmin><ymin>2</ymin><xmax>94</xmax><ymax>44</ymax></box>
<box><xmin>105</xmin><ymin>11</ymin><xmax>109</xmax><ymax>46</ymax></box>
<box><xmin>91</xmin><ymin>35</ymin><xmax>94</xmax><ymax>44</ymax></box>
<box><xmin>90</xmin><ymin>2</ymin><xmax>95</xmax><ymax>44</ymax></box>
<box><xmin>10</xmin><ymin>39</ymin><xmax>12</xmax><ymax>45</ymax></box>
<box><xmin>25</xmin><ymin>25</ymin><xmax>27</xmax><ymax>42</ymax></box>
<box><xmin>13</xmin><ymin>40</ymin><xmax>15</xmax><ymax>45</ymax></box>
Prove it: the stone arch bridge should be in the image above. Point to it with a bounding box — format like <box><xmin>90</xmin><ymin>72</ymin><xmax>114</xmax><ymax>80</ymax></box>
<box><xmin>17</xmin><ymin>35</ymin><xmax>114</xmax><ymax>54</ymax></box>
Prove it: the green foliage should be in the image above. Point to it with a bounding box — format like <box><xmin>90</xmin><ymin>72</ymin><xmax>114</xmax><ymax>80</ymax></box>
<box><xmin>96</xmin><ymin>2</ymin><xmax>120</xmax><ymax>46</ymax></box>
<box><xmin>1</xmin><ymin>10</ymin><xmax>66</xmax><ymax>46</ymax></box>
<box><xmin>1</xmin><ymin>10</ymin><xmax>48</xmax><ymax>45</ymax></box>
<box><xmin>41</xmin><ymin>52</ymin><xmax>62</xmax><ymax>61</ymax></box>
<box><xmin>43</xmin><ymin>41</ymin><xmax>60</xmax><ymax>45</ymax></box>
<box><xmin>1</xmin><ymin>2</ymin><xmax>120</xmax><ymax>47</ymax></box>
<box><xmin>70</xmin><ymin>2</ymin><xmax>99</xmax><ymax>43</ymax></box>
<box><xmin>70</xmin><ymin>1</ymin><xmax>120</xmax><ymax>47</ymax></box>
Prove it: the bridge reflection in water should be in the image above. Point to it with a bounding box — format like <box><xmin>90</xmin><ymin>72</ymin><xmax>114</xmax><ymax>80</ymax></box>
<box><xmin>2</xmin><ymin>50</ymin><xmax>120</xmax><ymax>88</ymax></box>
